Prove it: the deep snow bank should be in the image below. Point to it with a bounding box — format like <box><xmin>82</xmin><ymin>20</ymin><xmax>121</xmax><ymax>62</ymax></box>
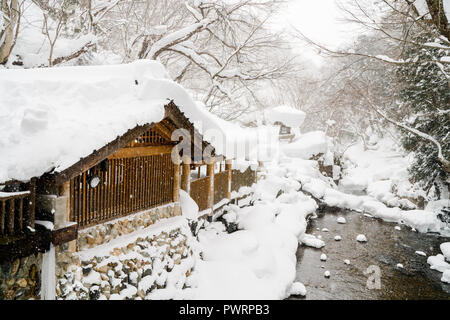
<box><xmin>180</xmin><ymin>162</ymin><xmax>317</xmax><ymax>299</ymax></box>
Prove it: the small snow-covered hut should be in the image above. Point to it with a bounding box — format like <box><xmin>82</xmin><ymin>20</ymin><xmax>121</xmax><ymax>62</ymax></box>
<box><xmin>264</xmin><ymin>105</ymin><xmax>306</xmax><ymax>141</ymax></box>
<box><xmin>0</xmin><ymin>60</ymin><xmax>257</xmax><ymax>299</ymax></box>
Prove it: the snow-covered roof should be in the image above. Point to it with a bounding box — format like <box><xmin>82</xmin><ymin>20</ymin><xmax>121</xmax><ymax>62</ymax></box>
<box><xmin>0</xmin><ymin>60</ymin><xmax>255</xmax><ymax>183</ymax></box>
<box><xmin>264</xmin><ymin>105</ymin><xmax>306</xmax><ymax>128</ymax></box>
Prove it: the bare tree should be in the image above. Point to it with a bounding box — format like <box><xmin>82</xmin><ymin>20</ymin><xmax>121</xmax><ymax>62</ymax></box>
<box><xmin>97</xmin><ymin>0</ymin><xmax>299</xmax><ymax>119</ymax></box>
<box><xmin>0</xmin><ymin>0</ymin><xmax>22</xmax><ymax>64</ymax></box>
<box><xmin>295</xmin><ymin>0</ymin><xmax>449</xmax><ymax>174</ymax></box>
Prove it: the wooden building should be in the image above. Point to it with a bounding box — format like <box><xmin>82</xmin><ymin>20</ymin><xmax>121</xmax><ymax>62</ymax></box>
<box><xmin>0</xmin><ymin>61</ymin><xmax>258</xmax><ymax>299</ymax></box>
<box><xmin>0</xmin><ymin>100</ymin><xmax>257</xmax><ymax>262</ymax></box>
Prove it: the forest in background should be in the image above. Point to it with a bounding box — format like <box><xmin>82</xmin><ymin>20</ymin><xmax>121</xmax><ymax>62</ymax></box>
<box><xmin>1</xmin><ymin>0</ymin><xmax>449</xmax><ymax>199</ymax></box>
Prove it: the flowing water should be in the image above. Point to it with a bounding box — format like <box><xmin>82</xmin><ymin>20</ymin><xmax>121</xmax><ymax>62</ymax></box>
<box><xmin>290</xmin><ymin>209</ymin><xmax>450</xmax><ymax>300</ymax></box>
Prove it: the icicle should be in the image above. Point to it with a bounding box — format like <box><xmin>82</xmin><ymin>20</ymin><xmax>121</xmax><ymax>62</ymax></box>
<box><xmin>41</xmin><ymin>244</ymin><xmax>56</xmax><ymax>300</ymax></box>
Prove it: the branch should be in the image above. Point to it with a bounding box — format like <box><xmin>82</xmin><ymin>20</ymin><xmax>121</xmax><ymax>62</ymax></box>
<box><xmin>50</xmin><ymin>41</ymin><xmax>95</xmax><ymax>66</ymax></box>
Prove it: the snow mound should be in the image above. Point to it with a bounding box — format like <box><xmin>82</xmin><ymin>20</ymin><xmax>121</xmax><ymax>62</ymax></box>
<box><xmin>180</xmin><ymin>190</ymin><xmax>199</xmax><ymax>220</ymax></box>
<box><xmin>281</xmin><ymin>131</ymin><xmax>330</xmax><ymax>160</ymax></box>
<box><xmin>0</xmin><ymin>60</ymin><xmax>172</xmax><ymax>182</ymax></box>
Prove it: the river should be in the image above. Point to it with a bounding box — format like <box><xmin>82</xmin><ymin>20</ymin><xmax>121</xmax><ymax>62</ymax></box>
<box><xmin>290</xmin><ymin>209</ymin><xmax>450</xmax><ymax>300</ymax></box>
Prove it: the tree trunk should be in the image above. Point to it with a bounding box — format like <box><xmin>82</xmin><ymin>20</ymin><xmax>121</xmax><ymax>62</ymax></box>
<box><xmin>0</xmin><ymin>0</ymin><xmax>20</xmax><ymax>65</ymax></box>
<box><xmin>425</xmin><ymin>0</ymin><xmax>450</xmax><ymax>41</ymax></box>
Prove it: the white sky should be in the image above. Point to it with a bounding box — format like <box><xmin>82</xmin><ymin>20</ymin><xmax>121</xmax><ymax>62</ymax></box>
<box><xmin>271</xmin><ymin>0</ymin><xmax>358</xmax><ymax>66</ymax></box>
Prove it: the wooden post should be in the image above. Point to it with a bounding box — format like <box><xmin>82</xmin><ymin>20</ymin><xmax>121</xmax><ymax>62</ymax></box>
<box><xmin>0</xmin><ymin>200</ymin><xmax>4</xmax><ymax>235</ymax></box>
<box><xmin>28</xmin><ymin>177</ymin><xmax>36</xmax><ymax>230</ymax></box>
<box><xmin>173</xmin><ymin>146</ymin><xmax>180</xmax><ymax>202</ymax></box>
<box><xmin>225</xmin><ymin>159</ymin><xmax>232</xmax><ymax>199</ymax></box>
<box><xmin>8</xmin><ymin>198</ymin><xmax>15</xmax><ymax>235</ymax></box>
<box><xmin>206</xmin><ymin>160</ymin><xmax>215</xmax><ymax>211</ymax></box>
<box><xmin>181</xmin><ymin>156</ymin><xmax>191</xmax><ymax>194</ymax></box>
<box><xmin>59</xmin><ymin>181</ymin><xmax>70</xmax><ymax>221</ymax></box>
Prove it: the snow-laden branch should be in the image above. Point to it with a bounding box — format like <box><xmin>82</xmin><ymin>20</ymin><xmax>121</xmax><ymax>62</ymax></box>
<box><xmin>296</xmin><ymin>28</ymin><xmax>450</xmax><ymax>66</ymax></box>
<box><xmin>373</xmin><ymin>108</ymin><xmax>449</xmax><ymax>172</ymax></box>
<box><xmin>350</xmin><ymin>82</ymin><xmax>450</xmax><ymax>172</ymax></box>
<box><xmin>146</xmin><ymin>18</ymin><xmax>213</xmax><ymax>60</ymax></box>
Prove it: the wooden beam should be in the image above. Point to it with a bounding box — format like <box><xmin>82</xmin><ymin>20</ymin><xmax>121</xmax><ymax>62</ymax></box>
<box><xmin>0</xmin><ymin>200</ymin><xmax>5</xmax><ymax>235</ymax></box>
<box><xmin>28</xmin><ymin>178</ymin><xmax>36</xmax><ymax>230</ymax></box>
<box><xmin>226</xmin><ymin>160</ymin><xmax>232</xmax><ymax>199</ymax></box>
<box><xmin>173</xmin><ymin>146</ymin><xmax>180</xmax><ymax>202</ymax></box>
<box><xmin>207</xmin><ymin>161</ymin><xmax>215</xmax><ymax>210</ymax></box>
<box><xmin>164</xmin><ymin>102</ymin><xmax>211</xmax><ymax>156</ymax></box>
<box><xmin>54</xmin><ymin>123</ymin><xmax>156</xmax><ymax>187</ymax></box>
<box><xmin>153</xmin><ymin>122</ymin><xmax>173</xmax><ymax>141</ymax></box>
<box><xmin>181</xmin><ymin>162</ymin><xmax>191</xmax><ymax>193</ymax></box>
<box><xmin>8</xmin><ymin>199</ymin><xmax>14</xmax><ymax>235</ymax></box>
<box><xmin>51</xmin><ymin>223</ymin><xmax>78</xmax><ymax>246</ymax></box>
<box><xmin>108</xmin><ymin>145</ymin><xmax>173</xmax><ymax>159</ymax></box>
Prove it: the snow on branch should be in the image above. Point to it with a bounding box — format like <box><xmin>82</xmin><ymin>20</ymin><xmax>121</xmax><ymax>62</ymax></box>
<box><xmin>373</xmin><ymin>108</ymin><xmax>449</xmax><ymax>172</ymax></box>
<box><xmin>147</xmin><ymin>18</ymin><xmax>213</xmax><ymax>60</ymax></box>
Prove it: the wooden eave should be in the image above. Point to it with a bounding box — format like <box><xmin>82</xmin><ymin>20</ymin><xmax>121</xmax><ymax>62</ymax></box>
<box><xmin>50</xmin><ymin>101</ymin><xmax>218</xmax><ymax>190</ymax></box>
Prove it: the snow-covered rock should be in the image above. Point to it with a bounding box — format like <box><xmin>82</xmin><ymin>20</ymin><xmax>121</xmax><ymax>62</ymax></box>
<box><xmin>289</xmin><ymin>282</ymin><xmax>307</xmax><ymax>296</ymax></box>
<box><xmin>427</xmin><ymin>254</ymin><xmax>450</xmax><ymax>273</ymax></box>
<box><xmin>356</xmin><ymin>234</ymin><xmax>367</xmax><ymax>242</ymax></box>
<box><xmin>441</xmin><ymin>270</ymin><xmax>450</xmax><ymax>284</ymax></box>
<box><xmin>337</xmin><ymin>217</ymin><xmax>346</xmax><ymax>224</ymax></box>
<box><xmin>300</xmin><ymin>234</ymin><xmax>325</xmax><ymax>249</ymax></box>
<box><xmin>440</xmin><ymin>242</ymin><xmax>450</xmax><ymax>261</ymax></box>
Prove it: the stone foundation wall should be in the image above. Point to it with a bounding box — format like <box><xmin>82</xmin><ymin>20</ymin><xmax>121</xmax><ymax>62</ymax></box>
<box><xmin>77</xmin><ymin>203</ymin><xmax>181</xmax><ymax>251</ymax></box>
<box><xmin>54</xmin><ymin>202</ymin><xmax>196</xmax><ymax>300</ymax></box>
<box><xmin>0</xmin><ymin>254</ymin><xmax>42</xmax><ymax>300</ymax></box>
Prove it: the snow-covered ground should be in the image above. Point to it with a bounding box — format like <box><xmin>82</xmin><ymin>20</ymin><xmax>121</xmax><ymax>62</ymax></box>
<box><xmin>177</xmin><ymin>133</ymin><xmax>450</xmax><ymax>299</ymax></box>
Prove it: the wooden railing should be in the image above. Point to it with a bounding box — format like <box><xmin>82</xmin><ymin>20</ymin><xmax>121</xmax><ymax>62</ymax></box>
<box><xmin>214</xmin><ymin>171</ymin><xmax>229</xmax><ymax>205</ymax></box>
<box><xmin>70</xmin><ymin>153</ymin><xmax>174</xmax><ymax>228</ymax></box>
<box><xmin>231</xmin><ymin>168</ymin><xmax>257</xmax><ymax>193</ymax></box>
<box><xmin>0</xmin><ymin>192</ymin><xmax>33</xmax><ymax>237</ymax></box>
<box><xmin>190</xmin><ymin>176</ymin><xmax>210</xmax><ymax>212</ymax></box>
